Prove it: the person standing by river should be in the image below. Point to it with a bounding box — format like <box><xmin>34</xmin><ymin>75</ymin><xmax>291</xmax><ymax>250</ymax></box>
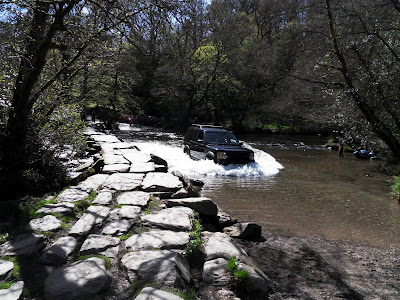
<box><xmin>339</xmin><ymin>141</ymin><xmax>344</xmax><ymax>158</ymax></box>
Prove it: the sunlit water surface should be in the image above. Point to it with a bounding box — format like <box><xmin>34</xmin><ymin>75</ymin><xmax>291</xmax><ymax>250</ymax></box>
<box><xmin>116</xmin><ymin>124</ymin><xmax>400</xmax><ymax>248</ymax></box>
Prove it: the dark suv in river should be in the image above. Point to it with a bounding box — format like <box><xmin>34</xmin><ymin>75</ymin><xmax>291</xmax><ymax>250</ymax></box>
<box><xmin>183</xmin><ymin>124</ymin><xmax>255</xmax><ymax>165</ymax></box>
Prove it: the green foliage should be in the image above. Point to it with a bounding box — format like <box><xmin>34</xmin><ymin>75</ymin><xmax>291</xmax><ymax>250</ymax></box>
<box><xmin>392</xmin><ymin>177</ymin><xmax>400</xmax><ymax>200</ymax></box>
<box><xmin>184</xmin><ymin>218</ymin><xmax>203</xmax><ymax>259</ymax></box>
<box><xmin>226</xmin><ymin>257</ymin><xmax>250</xmax><ymax>288</ymax></box>
<box><xmin>118</xmin><ymin>233</ymin><xmax>134</xmax><ymax>241</ymax></box>
<box><xmin>145</xmin><ymin>200</ymin><xmax>162</xmax><ymax>214</ymax></box>
<box><xmin>178</xmin><ymin>287</ymin><xmax>198</xmax><ymax>300</ymax></box>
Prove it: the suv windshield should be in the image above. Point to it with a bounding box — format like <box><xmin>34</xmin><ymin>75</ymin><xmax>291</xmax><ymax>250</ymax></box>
<box><xmin>205</xmin><ymin>132</ymin><xmax>240</xmax><ymax>145</ymax></box>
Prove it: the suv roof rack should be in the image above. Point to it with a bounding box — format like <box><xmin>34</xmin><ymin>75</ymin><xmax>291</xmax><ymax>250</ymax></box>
<box><xmin>192</xmin><ymin>124</ymin><xmax>223</xmax><ymax>129</ymax></box>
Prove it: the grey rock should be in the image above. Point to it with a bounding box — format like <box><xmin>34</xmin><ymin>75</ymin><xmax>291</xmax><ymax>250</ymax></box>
<box><xmin>150</xmin><ymin>154</ymin><xmax>168</xmax><ymax>168</ymax></box>
<box><xmin>101</xmin><ymin>219</ymin><xmax>133</xmax><ymax>235</ymax></box>
<box><xmin>92</xmin><ymin>190</ymin><xmax>114</xmax><ymax>205</ymax></box>
<box><xmin>0</xmin><ymin>260</ymin><xmax>14</xmax><ymax>283</ymax></box>
<box><xmin>73</xmin><ymin>158</ymin><xmax>94</xmax><ymax>172</ymax></box>
<box><xmin>120</xmin><ymin>149</ymin><xmax>152</xmax><ymax>163</ymax></box>
<box><xmin>166</xmin><ymin>197</ymin><xmax>218</xmax><ymax>216</ymax></box>
<box><xmin>237</xmin><ymin>256</ymin><xmax>270</xmax><ymax>295</ymax></box>
<box><xmin>26</xmin><ymin>215</ymin><xmax>61</xmax><ymax>232</ymax></box>
<box><xmin>102</xmin><ymin>164</ymin><xmax>130</xmax><ymax>174</ymax></box>
<box><xmin>141</xmin><ymin>172</ymin><xmax>184</xmax><ymax>192</ymax></box>
<box><xmin>125</xmin><ymin>230</ymin><xmax>189</xmax><ymax>250</ymax></box>
<box><xmin>203</xmin><ymin>232</ymin><xmax>247</xmax><ymax>261</ymax></box>
<box><xmin>101</xmin><ymin>142</ymin><xmax>136</xmax><ymax>152</ymax></box>
<box><xmin>69</xmin><ymin>206</ymin><xmax>110</xmax><ymax>236</ymax></box>
<box><xmin>92</xmin><ymin>134</ymin><xmax>121</xmax><ymax>143</ymax></box>
<box><xmin>55</xmin><ymin>188</ymin><xmax>89</xmax><ymax>203</ymax></box>
<box><xmin>119</xmin><ymin>205</ymin><xmax>141</xmax><ymax>219</ymax></box>
<box><xmin>202</xmin><ymin>258</ymin><xmax>230</xmax><ymax>286</ymax></box>
<box><xmin>36</xmin><ymin>202</ymin><xmax>75</xmax><ymax>215</ymax></box>
<box><xmin>117</xmin><ymin>191</ymin><xmax>150</xmax><ymax>207</ymax></box>
<box><xmin>223</xmin><ymin>222</ymin><xmax>262</xmax><ymax>239</ymax></box>
<box><xmin>103</xmin><ymin>153</ymin><xmax>130</xmax><ymax>165</ymax></box>
<box><xmin>80</xmin><ymin>234</ymin><xmax>120</xmax><ymax>258</ymax></box>
<box><xmin>77</xmin><ymin>174</ymin><xmax>109</xmax><ymax>192</ymax></box>
<box><xmin>40</xmin><ymin>236</ymin><xmax>77</xmax><ymax>265</ymax></box>
<box><xmin>121</xmin><ymin>250</ymin><xmax>190</xmax><ymax>287</ymax></box>
<box><xmin>0</xmin><ymin>233</ymin><xmax>45</xmax><ymax>256</ymax></box>
<box><xmin>44</xmin><ymin>257</ymin><xmax>112</xmax><ymax>299</ymax></box>
<box><xmin>141</xmin><ymin>207</ymin><xmax>194</xmax><ymax>231</ymax></box>
<box><xmin>102</xmin><ymin>173</ymin><xmax>144</xmax><ymax>191</ymax></box>
<box><xmin>0</xmin><ymin>281</ymin><xmax>23</xmax><ymax>300</ymax></box>
<box><xmin>107</xmin><ymin>208</ymin><xmax>121</xmax><ymax>221</ymax></box>
<box><xmin>135</xmin><ymin>287</ymin><xmax>183</xmax><ymax>300</ymax></box>
<box><xmin>129</xmin><ymin>162</ymin><xmax>156</xmax><ymax>173</ymax></box>
<box><xmin>217</xmin><ymin>209</ymin><xmax>238</xmax><ymax>228</ymax></box>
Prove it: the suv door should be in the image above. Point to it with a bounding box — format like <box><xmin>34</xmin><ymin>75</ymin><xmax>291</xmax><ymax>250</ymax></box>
<box><xmin>190</xmin><ymin>129</ymin><xmax>206</xmax><ymax>160</ymax></box>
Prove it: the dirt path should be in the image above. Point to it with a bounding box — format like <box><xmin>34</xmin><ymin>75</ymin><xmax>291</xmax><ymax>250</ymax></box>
<box><xmin>237</xmin><ymin>236</ymin><xmax>400</xmax><ymax>299</ymax></box>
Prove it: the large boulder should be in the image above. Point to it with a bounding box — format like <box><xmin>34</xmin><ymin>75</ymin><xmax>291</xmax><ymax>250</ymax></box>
<box><xmin>202</xmin><ymin>258</ymin><xmax>230</xmax><ymax>286</ymax></box>
<box><xmin>141</xmin><ymin>207</ymin><xmax>194</xmax><ymax>231</ymax></box>
<box><xmin>125</xmin><ymin>230</ymin><xmax>190</xmax><ymax>251</ymax></box>
<box><xmin>120</xmin><ymin>149</ymin><xmax>152</xmax><ymax>164</ymax></box>
<box><xmin>141</xmin><ymin>173</ymin><xmax>183</xmax><ymax>193</ymax></box>
<box><xmin>0</xmin><ymin>233</ymin><xmax>45</xmax><ymax>256</ymax></box>
<box><xmin>102</xmin><ymin>173</ymin><xmax>144</xmax><ymax>191</ymax></box>
<box><xmin>236</xmin><ymin>256</ymin><xmax>270</xmax><ymax>295</ymax></box>
<box><xmin>203</xmin><ymin>232</ymin><xmax>247</xmax><ymax>261</ymax></box>
<box><xmin>44</xmin><ymin>257</ymin><xmax>112</xmax><ymax>299</ymax></box>
<box><xmin>166</xmin><ymin>197</ymin><xmax>218</xmax><ymax>216</ymax></box>
<box><xmin>40</xmin><ymin>237</ymin><xmax>77</xmax><ymax>265</ymax></box>
<box><xmin>121</xmin><ymin>250</ymin><xmax>190</xmax><ymax>287</ymax></box>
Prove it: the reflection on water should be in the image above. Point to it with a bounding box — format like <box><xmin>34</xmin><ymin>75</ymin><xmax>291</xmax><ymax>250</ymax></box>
<box><xmin>116</xmin><ymin>125</ymin><xmax>400</xmax><ymax>249</ymax></box>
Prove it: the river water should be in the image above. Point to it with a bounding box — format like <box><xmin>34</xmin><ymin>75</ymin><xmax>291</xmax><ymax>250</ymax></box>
<box><xmin>116</xmin><ymin>124</ymin><xmax>400</xmax><ymax>249</ymax></box>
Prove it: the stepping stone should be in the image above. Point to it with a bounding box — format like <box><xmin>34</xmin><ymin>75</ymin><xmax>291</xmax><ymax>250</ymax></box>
<box><xmin>125</xmin><ymin>230</ymin><xmax>189</xmax><ymax>251</ymax></box>
<box><xmin>102</xmin><ymin>173</ymin><xmax>144</xmax><ymax>191</ymax></box>
<box><xmin>102</xmin><ymin>164</ymin><xmax>130</xmax><ymax>174</ymax></box>
<box><xmin>141</xmin><ymin>207</ymin><xmax>193</xmax><ymax>231</ymax></box>
<box><xmin>135</xmin><ymin>287</ymin><xmax>184</xmax><ymax>300</ymax></box>
<box><xmin>77</xmin><ymin>174</ymin><xmax>109</xmax><ymax>192</ymax></box>
<box><xmin>92</xmin><ymin>190</ymin><xmax>114</xmax><ymax>205</ymax></box>
<box><xmin>166</xmin><ymin>197</ymin><xmax>218</xmax><ymax>216</ymax></box>
<box><xmin>0</xmin><ymin>233</ymin><xmax>45</xmax><ymax>256</ymax></box>
<box><xmin>100</xmin><ymin>142</ymin><xmax>136</xmax><ymax>152</ymax></box>
<box><xmin>120</xmin><ymin>149</ymin><xmax>151</xmax><ymax>163</ymax></box>
<box><xmin>44</xmin><ymin>257</ymin><xmax>112</xmax><ymax>299</ymax></box>
<box><xmin>36</xmin><ymin>202</ymin><xmax>74</xmax><ymax>215</ymax></box>
<box><xmin>0</xmin><ymin>281</ymin><xmax>24</xmax><ymax>300</ymax></box>
<box><xmin>141</xmin><ymin>173</ymin><xmax>183</xmax><ymax>192</ymax></box>
<box><xmin>101</xmin><ymin>219</ymin><xmax>133</xmax><ymax>235</ymax></box>
<box><xmin>0</xmin><ymin>260</ymin><xmax>14</xmax><ymax>283</ymax></box>
<box><xmin>91</xmin><ymin>135</ymin><xmax>120</xmax><ymax>143</ymax></box>
<box><xmin>40</xmin><ymin>236</ymin><xmax>77</xmax><ymax>265</ymax></box>
<box><xmin>26</xmin><ymin>215</ymin><xmax>61</xmax><ymax>232</ymax></box>
<box><xmin>130</xmin><ymin>162</ymin><xmax>155</xmax><ymax>173</ymax></box>
<box><xmin>107</xmin><ymin>208</ymin><xmax>121</xmax><ymax>222</ymax></box>
<box><xmin>203</xmin><ymin>232</ymin><xmax>247</xmax><ymax>261</ymax></box>
<box><xmin>117</xmin><ymin>191</ymin><xmax>150</xmax><ymax>207</ymax></box>
<box><xmin>103</xmin><ymin>153</ymin><xmax>130</xmax><ymax>165</ymax></box>
<box><xmin>80</xmin><ymin>234</ymin><xmax>120</xmax><ymax>258</ymax></box>
<box><xmin>69</xmin><ymin>206</ymin><xmax>110</xmax><ymax>236</ymax></box>
<box><xmin>119</xmin><ymin>205</ymin><xmax>141</xmax><ymax>219</ymax></box>
<box><xmin>55</xmin><ymin>187</ymin><xmax>89</xmax><ymax>203</ymax></box>
<box><xmin>121</xmin><ymin>250</ymin><xmax>190</xmax><ymax>287</ymax></box>
<box><xmin>202</xmin><ymin>258</ymin><xmax>230</xmax><ymax>286</ymax></box>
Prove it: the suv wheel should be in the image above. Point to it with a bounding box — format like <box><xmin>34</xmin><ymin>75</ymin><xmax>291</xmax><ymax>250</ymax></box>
<box><xmin>184</xmin><ymin>148</ymin><xmax>190</xmax><ymax>156</ymax></box>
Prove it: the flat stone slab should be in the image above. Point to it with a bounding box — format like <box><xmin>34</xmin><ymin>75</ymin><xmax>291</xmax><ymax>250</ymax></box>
<box><xmin>26</xmin><ymin>215</ymin><xmax>61</xmax><ymax>232</ymax></box>
<box><xmin>40</xmin><ymin>236</ymin><xmax>77</xmax><ymax>265</ymax></box>
<box><xmin>0</xmin><ymin>260</ymin><xmax>14</xmax><ymax>283</ymax></box>
<box><xmin>80</xmin><ymin>234</ymin><xmax>120</xmax><ymax>258</ymax></box>
<box><xmin>101</xmin><ymin>219</ymin><xmax>133</xmax><ymax>235</ymax></box>
<box><xmin>120</xmin><ymin>149</ymin><xmax>151</xmax><ymax>163</ymax></box>
<box><xmin>69</xmin><ymin>206</ymin><xmax>110</xmax><ymax>236</ymax></box>
<box><xmin>0</xmin><ymin>281</ymin><xmax>24</xmax><ymax>300</ymax></box>
<box><xmin>103</xmin><ymin>153</ymin><xmax>130</xmax><ymax>165</ymax></box>
<box><xmin>55</xmin><ymin>188</ymin><xmax>89</xmax><ymax>202</ymax></box>
<box><xmin>44</xmin><ymin>257</ymin><xmax>112</xmax><ymax>299</ymax></box>
<box><xmin>36</xmin><ymin>202</ymin><xmax>75</xmax><ymax>215</ymax></box>
<box><xmin>166</xmin><ymin>197</ymin><xmax>218</xmax><ymax>216</ymax></box>
<box><xmin>91</xmin><ymin>134</ymin><xmax>121</xmax><ymax>143</ymax></box>
<box><xmin>141</xmin><ymin>207</ymin><xmax>194</xmax><ymax>231</ymax></box>
<box><xmin>100</xmin><ymin>142</ymin><xmax>136</xmax><ymax>152</ymax></box>
<box><xmin>141</xmin><ymin>172</ymin><xmax>183</xmax><ymax>192</ymax></box>
<box><xmin>102</xmin><ymin>173</ymin><xmax>144</xmax><ymax>191</ymax></box>
<box><xmin>130</xmin><ymin>162</ymin><xmax>155</xmax><ymax>173</ymax></box>
<box><xmin>203</xmin><ymin>232</ymin><xmax>247</xmax><ymax>261</ymax></box>
<box><xmin>117</xmin><ymin>191</ymin><xmax>150</xmax><ymax>206</ymax></box>
<box><xmin>119</xmin><ymin>205</ymin><xmax>141</xmax><ymax>219</ymax></box>
<box><xmin>0</xmin><ymin>233</ymin><xmax>45</xmax><ymax>256</ymax></box>
<box><xmin>77</xmin><ymin>174</ymin><xmax>109</xmax><ymax>192</ymax></box>
<box><xmin>135</xmin><ymin>287</ymin><xmax>184</xmax><ymax>300</ymax></box>
<box><xmin>102</xmin><ymin>164</ymin><xmax>130</xmax><ymax>174</ymax></box>
<box><xmin>92</xmin><ymin>190</ymin><xmax>114</xmax><ymax>205</ymax></box>
<box><xmin>125</xmin><ymin>230</ymin><xmax>189</xmax><ymax>251</ymax></box>
<box><xmin>202</xmin><ymin>258</ymin><xmax>230</xmax><ymax>286</ymax></box>
<box><xmin>121</xmin><ymin>250</ymin><xmax>189</xmax><ymax>287</ymax></box>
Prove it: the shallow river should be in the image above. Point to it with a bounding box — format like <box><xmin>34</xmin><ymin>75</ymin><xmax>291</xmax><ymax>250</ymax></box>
<box><xmin>116</xmin><ymin>125</ymin><xmax>400</xmax><ymax>249</ymax></box>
